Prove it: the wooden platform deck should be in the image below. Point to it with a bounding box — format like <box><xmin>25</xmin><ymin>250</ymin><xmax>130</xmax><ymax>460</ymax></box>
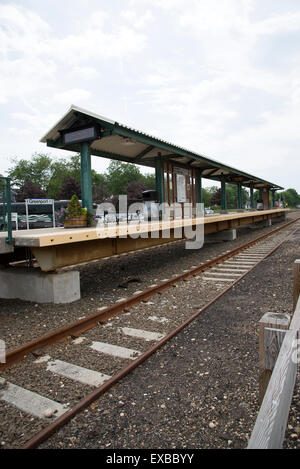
<box><xmin>0</xmin><ymin>209</ymin><xmax>287</xmax><ymax>271</ymax></box>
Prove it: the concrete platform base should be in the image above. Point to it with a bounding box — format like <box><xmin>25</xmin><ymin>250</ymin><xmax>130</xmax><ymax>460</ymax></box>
<box><xmin>205</xmin><ymin>229</ymin><xmax>237</xmax><ymax>243</ymax></box>
<box><xmin>0</xmin><ymin>236</ymin><xmax>14</xmax><ymax>255</ymax></box>
<box><xmin>272</xmin><ymin>213</ymin><xmax>287</xmax><ymax>223</ymax></box>
<box><xmin>0</xmin><ymin>268</ymin><xmax>80</xmax><ymax>304</ymax></box>
<box><xmin>249</xmin><ymin>219</ymin><xmax>272</xmax><ymax>229</ymax></box>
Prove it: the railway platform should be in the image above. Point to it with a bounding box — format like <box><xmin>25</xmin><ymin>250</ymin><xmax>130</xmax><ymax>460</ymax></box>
<box><xmin>0</xmin><ymin>209</ymin><xmax>288</xmax><ymax>303</ymax></box>
<box><xmin>0</xmin><ymin>211</ymin><xmax>298</xmax><ymax>449</ymax></box>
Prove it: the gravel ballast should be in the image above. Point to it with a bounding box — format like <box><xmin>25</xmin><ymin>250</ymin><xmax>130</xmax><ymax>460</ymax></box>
<box><xmin>0</xmin><ymin>212</ymin><xmax>299</xmax><ymax>450</ymax></box>
<box><xmin>36</xmin><ymin>216</ymin><xmax>300</xmax><ymax>450</ymax></box>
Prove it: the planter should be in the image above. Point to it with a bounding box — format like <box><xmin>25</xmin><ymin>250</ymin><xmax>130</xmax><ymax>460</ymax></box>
<box><xmin>64</xmin><ymin>215</ymin><xmax>87</xmax><ymax>229</ymax></box>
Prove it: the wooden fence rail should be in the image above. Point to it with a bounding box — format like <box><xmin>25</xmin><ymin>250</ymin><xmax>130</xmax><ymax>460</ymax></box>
<box><xmin>248</xmin><ymin>259</ymin><xmax>300</xmax><ymax>449</ymax></box>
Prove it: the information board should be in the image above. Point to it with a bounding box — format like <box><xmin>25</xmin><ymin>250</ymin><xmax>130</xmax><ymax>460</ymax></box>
<box><xmin>25</xmin><ymin>199</ymin><xmax>55</xmax><ymax>229</ymax></box>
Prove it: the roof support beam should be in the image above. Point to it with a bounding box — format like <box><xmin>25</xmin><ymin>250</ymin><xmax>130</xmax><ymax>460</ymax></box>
<box><xmin>90</xmin><ymin>148</ymin><xmax>154</xmax><ymax>168</ymax></box>
<box><xmin>134</xmin><ymin>145</ymin><xmax>155</xmax><ymax>162</ymax></box>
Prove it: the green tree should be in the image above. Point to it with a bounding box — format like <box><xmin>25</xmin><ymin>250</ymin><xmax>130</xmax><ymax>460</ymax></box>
<box><xmin>140</xmin><ymin>173</ymin><xmax>156</xmax><ymax>190</ymax></box>
<box><xmin>281</xmin><ymin>188</ymin><xmax>300</xmax><ymax>207</ymax></box>
<box><xmin>202</xmin><ymin>186</ymin><xmax>218</xmax><ymax>206</ymax></box>
<box><xmin>16</xmin><ymin>181</ymin><xmax>47</xmax><ymax>201</ymax></box>
<box><xmin>47</xmin><ymin>154</ymin><xmax>81</xmax><ymax>199</ymax></box>
<box><xmin>8</xmin><ymin>153</ymin><xmax>52</xmax><ymax>190</ymax></box>
<box><xmin>105</xmin><ymin>161</ymin><xmax>144</xmax><ymax>196</ymax></box>
<box><xmin>59</xmin><ymin>177</ymin><xmax>81</xmax><ymax>199</ymax></box>
<box><xmin>92</xmin><ymin>172</ymin><xmax>109</xmax><ymax>203</ymax></box>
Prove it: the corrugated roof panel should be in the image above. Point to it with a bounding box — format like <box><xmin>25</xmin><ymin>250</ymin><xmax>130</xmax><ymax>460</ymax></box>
<box><xmin>40</xmin><ymin>105</ymin><xmax>284</xmax><ymax>189</ymax></box>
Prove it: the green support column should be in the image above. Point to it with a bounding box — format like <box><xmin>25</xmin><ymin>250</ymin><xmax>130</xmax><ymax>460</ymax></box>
<box><xmin>6</xmin><ymin>178</ymin><xmax>12</xmax><ymax>244</ymax></box>
<box><xmin>237</xmin><ymin>183</ymin><xmax>243</xmax><ymax>209</ymax></box>
<box><xmin>197</xmin><ymin>170</ymin><xmax>202</xmax><ymax>204</ymax></box>
<box><xmin>221</xmin><ymin>178</ymin><xmax>227</xmax><ymax>211</ymax></box>
<box><xmin>259</xmin><ymin>188</ymin><xmax>263</xmax><ymax>200</ymax></box>
<box><xmin>250</xmin><ymin>183</ymin><xmax>254</xmax><ymax>210</ymax></box>
<box><xmin>155</xmin><ymin>156</ymin><xmax>164</xmax><ymax>204</ymax></box>
<box><xmin>272</xmin><ymin>190</ymin><xmax>275</xmax><ymax>208</ymax></box>
<box><xmin>80</xmin><ymin>142</ymin><xmax>93</xmax><ymax>212</ymax></box>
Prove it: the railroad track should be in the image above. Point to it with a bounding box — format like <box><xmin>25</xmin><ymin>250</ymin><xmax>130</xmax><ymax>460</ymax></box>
<box><xmin>0</xmin><ymin>216</ymin><xmax>300</xmax><ymax>449</ymax></box>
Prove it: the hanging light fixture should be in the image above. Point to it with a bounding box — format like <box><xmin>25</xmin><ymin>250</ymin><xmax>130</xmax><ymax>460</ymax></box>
<box><xmin>121</xmin><ymin>137</ymin><xmax>136</xmax><ymax>146</ymax></box>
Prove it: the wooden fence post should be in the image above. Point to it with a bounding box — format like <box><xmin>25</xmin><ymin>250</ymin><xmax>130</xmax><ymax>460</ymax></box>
<box><xmin>293</xmin><ymin>260</ymin><xmax>300</xmax><ymax>312</ymax></box>
<box><xmin>258</xmin><ymin>312</ymin><xmax>291</xmax><ymax>404</ymax></box>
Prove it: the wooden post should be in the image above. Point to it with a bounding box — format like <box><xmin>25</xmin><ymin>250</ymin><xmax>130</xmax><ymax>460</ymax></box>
<box><xmin>249</xmin><ymin>329</ymin><xmax>298</xmax><ymax>449</ymax></box>
<box><xmin>258</xmin><ymin>312</ymin><xmax>291</xmax><ymax>404</ymax></box>
<box><xmin>293</xmin><ymin>260</ymin><xmax>300</xmax><ymax>312</ymax></box>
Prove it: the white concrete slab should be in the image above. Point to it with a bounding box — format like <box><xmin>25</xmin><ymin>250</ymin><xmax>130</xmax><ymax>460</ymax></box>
<box><xmin>0</xmin><ymin>378</ymin><xmax>68</xmax><ymax>419</ymax></box>
<box><xmin>235</xmin><ymin>255</ymin><xmax>264</xmax><ymax>258</ymax></box>
<box><xmin>227</xmin><ymin>259</ymin><xmax>257</xmax><ymax>264</ymax></box>
<box><xmin>224</xmin><ymin>262</ymin><xmax>256</xmax><ymax>268</ymax></box>
<box><xmin>207</xmin><ymin>271</ymin><xmax>241</xmax><ymax>277</ymax></box>
<box><xmin>46</xmin><ymin>359</ymin><xmax>110</xmax><ymax>387</ymax></box>
<box><xmin>90</xmin><ymin>341</ymin><xmax>142</xmax><ymax>359</ymax></box>
<box><xmin>211</xmin><ymin>267</ymin><xmax>247</xmax><ymax>273</ymax></box>
<box><xmin>148</xmin><ymin>316</ymin><xmax>169</xmax><ymax>324</ymax></box>
<box><xmin>202</xmin><ymin>277</ymin><xmax>233</xmax><ymax>282</ymax></box>
<box><xmin>120</xmin><ymin>327</ymin><xmax>165</xmax><ymax>342</ymax></box>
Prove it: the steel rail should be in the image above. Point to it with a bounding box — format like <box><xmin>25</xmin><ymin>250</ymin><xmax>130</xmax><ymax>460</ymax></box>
<box><xmin>1</xmin><ymin>216</ymin><xmax>300</xmax><ymax>372</ymax></box>
<box><xmin>22</xmin><ymin>220</ymin><xmax>300</xmax><ymax>449</ymax></box>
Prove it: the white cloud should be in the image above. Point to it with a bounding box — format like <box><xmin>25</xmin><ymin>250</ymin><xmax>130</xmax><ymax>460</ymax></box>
<box><xmin>0</xmin><ymin>4</ymin><xmax>147</xmax><ymax>103</ymax></box>
<box><xmin>0</xmin><ymin>0</ymin><xmax>300</xmax><ymax>191</ymax></box>
<box><xmin>53</xmin><ymin>88</ymin><xmax>92</xmax><ymax>105</ymax></box>
<box><xmin>121</xmin><ymin>9</ymin><xmax>154</xmax><ymax>30</ymax></box>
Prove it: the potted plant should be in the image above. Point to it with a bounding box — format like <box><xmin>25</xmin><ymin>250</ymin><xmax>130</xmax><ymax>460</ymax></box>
<box><xmin>62</xmin><ymin>195</ymin><xmax>89</xmax><ymax>228</ymax></box>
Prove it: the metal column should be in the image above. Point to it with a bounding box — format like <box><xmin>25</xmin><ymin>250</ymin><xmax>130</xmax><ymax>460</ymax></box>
<box><xmin>155</xmin><ymin>156</ymin><xmax>164</xmax><ymax>204</ymax></box>
<box><xmin>272</xmin><ymin>190</ymin><xmax>275</xmax><ymax>208</ymax></box>
<box><xmin>250</xmin><ymin>183</ymin><xmax>254</xmax><ymax>209</ymax></box>
<box><xmin>221</xmin><ymin>178</ymin><xmax>227</xmax><ymax>211</ymax></box>
<box><xmin>80</xmin><ymin>142</ymin><xmax>93</xmax><ymax>212</ymax></box>
<box><xmin>237</xmin><ymin>183</ymin><xmax>243</xmax><ymax>209</ymax></box>
<box><xmin>5</xmin><ymin>178</ymin><xmax>12</xmax><ymax>244</ymax></box>
<box><xmin>197</xmin><ymin>170</ymin><xmax>202</xmax><ymax>204</ymax></box>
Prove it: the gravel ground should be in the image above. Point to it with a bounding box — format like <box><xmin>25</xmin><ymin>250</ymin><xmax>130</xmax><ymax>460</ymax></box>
<box><xmin>34</xmin><ymin>215</ymin><xmax>300</xmax><ymax>450</ymax></box>
<box><xmin>0</xmin><ymin>212</ymin><xmax>299</xmax><ymax>450</ymax></box>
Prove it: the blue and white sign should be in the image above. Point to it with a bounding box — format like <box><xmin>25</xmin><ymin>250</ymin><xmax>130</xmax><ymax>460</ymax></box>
<box><xmin>25</xmin><ymin>198</ymin><xmax>55</xmax><ymax>229</ymax></box>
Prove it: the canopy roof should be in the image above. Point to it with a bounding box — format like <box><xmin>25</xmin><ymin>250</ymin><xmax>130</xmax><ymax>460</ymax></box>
<box><xmin>41</xmin><ymin>105</ymin><xmax>283</xmax><ymax>190</ymax></box>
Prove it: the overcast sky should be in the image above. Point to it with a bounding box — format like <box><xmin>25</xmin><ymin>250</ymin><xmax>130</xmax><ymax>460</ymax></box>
<box><xmin>1</xmin><ymin>0</ymin><xmax>300</xmax><ymax>191</ymax></box>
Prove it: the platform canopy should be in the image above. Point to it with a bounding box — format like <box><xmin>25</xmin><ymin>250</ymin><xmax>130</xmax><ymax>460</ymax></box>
<box><xmin>41</xmin><ymin>105</ymin><xmax>283</xmax><ymax>191</ymax></box>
